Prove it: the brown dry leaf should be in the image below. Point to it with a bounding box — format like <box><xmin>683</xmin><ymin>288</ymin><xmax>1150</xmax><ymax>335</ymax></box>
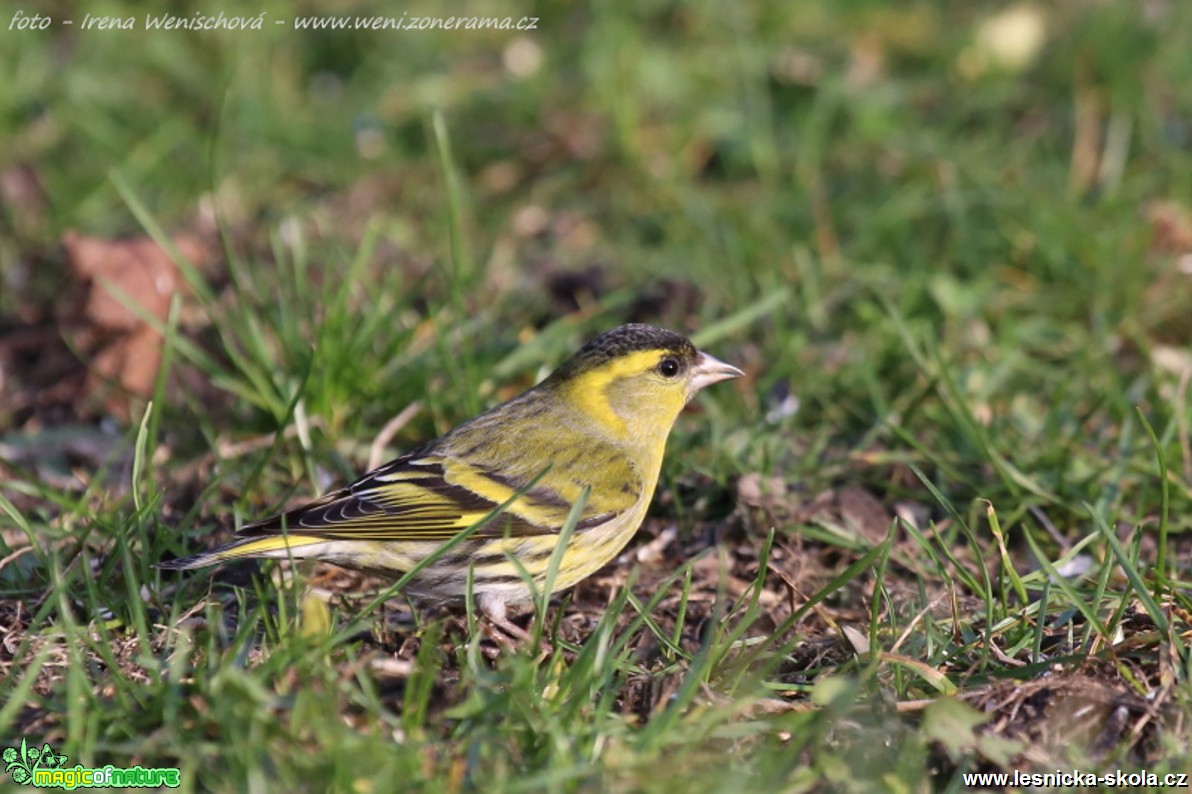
<box><xmin>846</xmin><ymin>32</ymin><xmax>886</xmax><ymax>90</ymax></box>
<box><xmin>1144</xmin><ymin>200</ymin><xmax>1192</xmax><ymax>256</ymax></box>
<box><xmin>64</xmin><ymin>231</ymin><xmax>207</xmax><ymax>420</ymax></box>
<box><xmin>0</xmin><ymin>165</ymin><xmax>49</xmax><ymax>234</ymax></box>
<box><xmin>794</xmin><ymin>485</ymin><xmax>893</xmax><ymax>544</ymax></box>
<box><xmin>1138</xmin><ymin>203</ymin><xmax>1192</xmax><ymax>346</ymax></box>
<box><xmin>736</xmin><ymin>472</ymin><xmax>791</xmax><ymax>512</ymax></box>
<box><xmin>772</xmin><ymin>47</ymin><xmax>823</xmax><ymax>86</ymax></box>
<box><xmin>963</xmin><ymin>668</ymin><xmax>1153</xmax><ymax>765</ymax></box>
<box><xmin>836</xmin><ymin>484</ymin><xmax>895</xmax><ymax>542</ymax></box>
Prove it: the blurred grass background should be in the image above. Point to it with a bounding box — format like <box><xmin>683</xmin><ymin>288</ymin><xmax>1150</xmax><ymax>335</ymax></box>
<box><xmin>3</xmin><ymin>0</ymin><xmax>1192</xmax><ymax>789</ymax></box>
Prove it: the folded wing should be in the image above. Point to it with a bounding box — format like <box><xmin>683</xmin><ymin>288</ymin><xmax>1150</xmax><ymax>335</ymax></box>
<box><xmin>234</xmin><ymin>453</ymin><xmax>626</xmax><ymax>542</ymax></box>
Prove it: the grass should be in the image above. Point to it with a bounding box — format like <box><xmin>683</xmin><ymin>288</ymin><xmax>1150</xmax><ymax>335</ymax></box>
<box><xmin>3</xmin><ymin>0</ymin><xmax>1192</xmax><ymax>790</ymax></box>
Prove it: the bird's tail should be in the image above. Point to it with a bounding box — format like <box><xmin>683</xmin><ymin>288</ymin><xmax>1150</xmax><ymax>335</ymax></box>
<box><xmin>155</xmin><ymin>535</ymin><xmax>326</xmax><ymax>570</ymax></box>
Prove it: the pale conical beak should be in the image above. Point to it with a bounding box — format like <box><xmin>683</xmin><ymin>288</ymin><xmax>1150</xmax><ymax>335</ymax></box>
<box><xmin>690</xmin><ymin>351</ymin><xmax>745</xmax><ymax>392</ymax></box>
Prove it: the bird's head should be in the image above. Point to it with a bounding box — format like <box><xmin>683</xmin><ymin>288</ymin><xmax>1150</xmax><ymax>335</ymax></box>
<box><xmin>549</xmin><ymin>324</ymin><xmax>743</xmax><ymax>441</ymax></box>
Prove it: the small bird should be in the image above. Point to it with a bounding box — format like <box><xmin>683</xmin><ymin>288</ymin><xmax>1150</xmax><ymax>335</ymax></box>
<box><xmin>158</xmin><ymin>324</ymin><xmax>743</xmax><ymax>641</ymax></box>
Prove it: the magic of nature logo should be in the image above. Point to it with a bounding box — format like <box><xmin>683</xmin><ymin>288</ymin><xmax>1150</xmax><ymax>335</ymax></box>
<box><xmin>3</xmin><ymin>739</ymin><xmax>181</xmax><ymax>789</ymax></box>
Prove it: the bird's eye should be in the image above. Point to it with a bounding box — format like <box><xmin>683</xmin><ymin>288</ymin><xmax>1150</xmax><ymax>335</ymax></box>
<box><xmin>658</xmin><ymin>357</ymin><xmax>680</xmax><ymax>378</ymax></box>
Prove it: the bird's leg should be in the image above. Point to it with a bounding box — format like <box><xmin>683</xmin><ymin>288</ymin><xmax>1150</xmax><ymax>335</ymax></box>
<box><xmin>478</xmin><ymin>593</ymin><xmax>549</xmax><ymax>653</ymax></box>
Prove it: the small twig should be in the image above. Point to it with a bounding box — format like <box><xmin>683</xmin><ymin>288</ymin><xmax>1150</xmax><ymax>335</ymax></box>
<box><xmin>0</xmin><ymin>544</ymin><xmax>36</xmax><ymax>573</ymax></box>
<box><xmin>368</xmin><ymin>401</ymin><xmax>422</xmax><ymax>470</ymax></box>
<box><xmin>216</xmin><ymin>421</ymin><xmax>321</xmax><ymax>459</ymax></box>
<box><xmin>1029</xmin><ymin>505</ymin><xmax>1068</xmax><ymax>550</ymax></box>
<box><xmin>767</xmin><ymin>559</ymin><xmax>803</xmax><ymax>617</ymax></box>
<box><xmin>889</xmin><ymin>593</ymin><xmax>947</xmax><ymax>656</ymax></box>
<box><xmin>989</xmin><ymin>641</ymin><xmax>1027</xmax><ymax>668</ymax></box>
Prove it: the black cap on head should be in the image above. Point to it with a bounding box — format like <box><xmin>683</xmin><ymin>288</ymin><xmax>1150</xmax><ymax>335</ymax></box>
<box><xmin>554</xmin><ymin>324</ymin><xmax>698</xmax><ymax>378</ymax></box>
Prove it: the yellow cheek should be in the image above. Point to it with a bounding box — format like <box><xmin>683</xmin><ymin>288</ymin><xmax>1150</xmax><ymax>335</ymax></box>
<box><xmin>563</xmin><ymin>379</ymin><xmax>627</xmax><ymax>436</ymax></box>
<box><xmin>561</xmin><ymin>351</ymin><xmax>662</xmax><ymax>437</ymax></box>
<box><xmin>561</xmin><ymin>351</ymin><xmax>690</xmax><ymax>442</ymax></box>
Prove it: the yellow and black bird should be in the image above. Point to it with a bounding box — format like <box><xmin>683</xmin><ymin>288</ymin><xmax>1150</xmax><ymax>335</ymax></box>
<box><xmin>159</xmin><ymin>324</ymin><xmax>742</xmax><ymax>639</ymax></box>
